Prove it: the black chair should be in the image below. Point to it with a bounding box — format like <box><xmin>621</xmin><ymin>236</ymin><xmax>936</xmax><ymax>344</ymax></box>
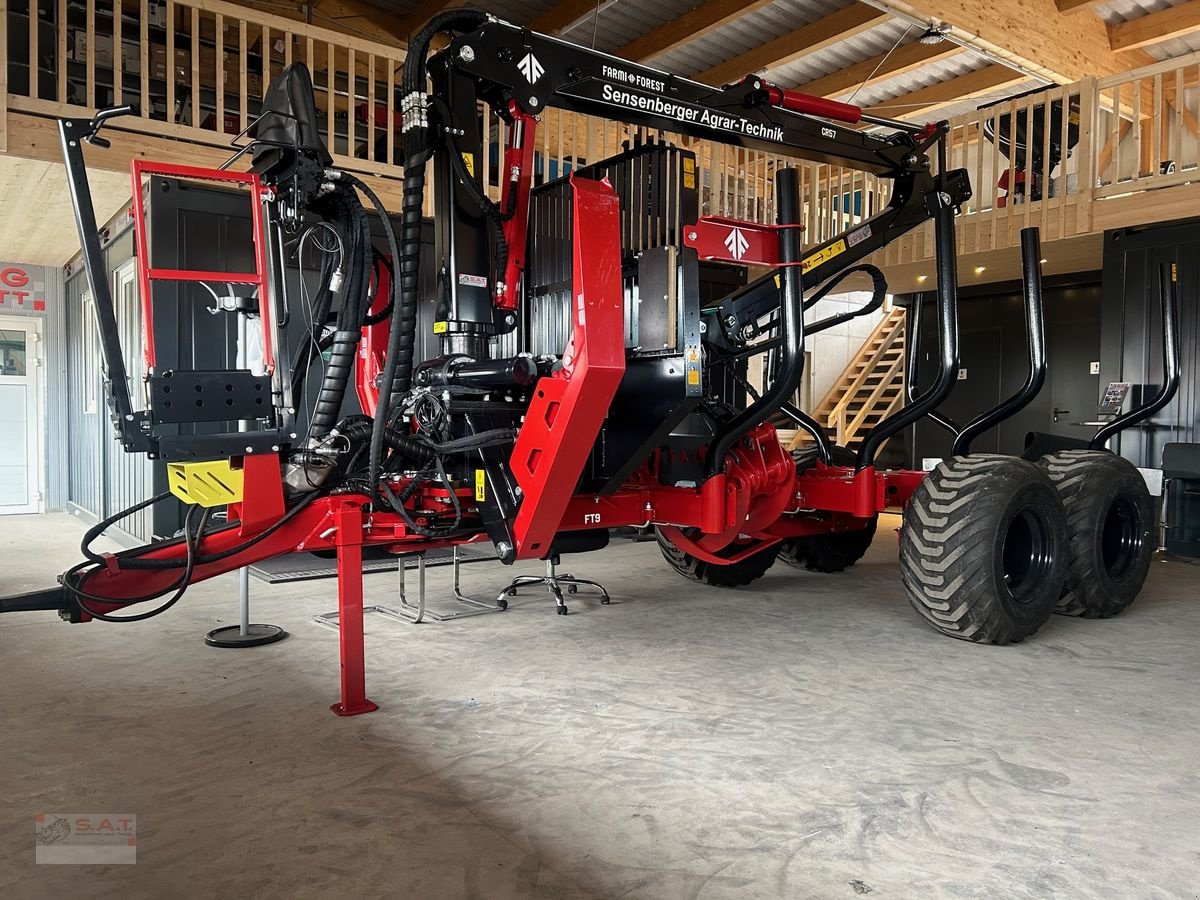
<box><xmin>497</xmin><ymin>529</ymin><xmax>611</xmax><ymax>615</ymax></box>
<box><xmin>1163</xmin><ymin>443</ymin><xmax>1200</xmax><ymax>558</ymax></box>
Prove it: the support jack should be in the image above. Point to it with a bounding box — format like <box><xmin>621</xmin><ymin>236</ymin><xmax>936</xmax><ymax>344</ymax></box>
<box><xmin>204</xmin><ymin>566</ymin><xmax>288</xmax><ymax>647</ymax></box>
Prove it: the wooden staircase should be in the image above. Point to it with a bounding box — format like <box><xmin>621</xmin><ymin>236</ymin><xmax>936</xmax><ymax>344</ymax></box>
<box><xmin>788</xmin><ymin>307</ymin><xmax>907</xmax><ymax>451</ymax></box>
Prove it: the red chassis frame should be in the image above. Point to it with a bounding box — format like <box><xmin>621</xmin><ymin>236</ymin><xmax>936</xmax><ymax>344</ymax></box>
<box><xmin>75</xmin><ymin>166</ymin><xmax>927</xmax><ymax>717</ymax></box>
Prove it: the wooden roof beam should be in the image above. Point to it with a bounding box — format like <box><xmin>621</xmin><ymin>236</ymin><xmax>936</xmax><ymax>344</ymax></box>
<box><xmin>792</xmin><ymin>41</ymin><xmax>966</xmax><ymax>100</ymax></box>
<box><xmin>530</xmin><ymin>0</ymin><xmax>607</xmax><ymax>36</ymax></box>
<box><xmin>860</xmin><ymin>63</ymin><xmax>1027</xmax><ymax>122</ymax></box>
<box><xmin>694</xmin><ymin>3</ymin><xmax>889</xmax><ymax>87</ymax></box>
<box><xmin>1056</xmin><ymin>0</ymin><xmax>1104</xmax><ymax>12</ymax></box>
<box><xmin>391</xmin><ymin>1</ymin><xmax>468</xmax><ymax>42</ymax></box>
<box><xmin>1109</xmin><ymin>0</ymin><xmax>1200</xmax><ymax>51</ymax></box>
<box><xmin>617</xmin><ymin>0</ymin><xmax>778</xmax><ymax>63</ymax></box>
<box><xmin>874</xmin><ymin>0</ymin><xmax>1152</xmax><ymax>81</ymax></box>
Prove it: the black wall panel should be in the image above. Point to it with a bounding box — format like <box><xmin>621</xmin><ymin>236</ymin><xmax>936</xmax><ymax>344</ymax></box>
<box><xmin>1100</xmin><ymin>220</ymin><xmax>1200</xmax><ymax>467</ymax></box>
<box><xmin>905</xmin><ymin>276</ymin><xmax>1103</xmax><ymax>464</ymax></box>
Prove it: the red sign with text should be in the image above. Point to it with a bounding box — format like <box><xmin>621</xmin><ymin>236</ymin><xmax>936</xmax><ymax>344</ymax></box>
<box><xmin>0</xmin><ymin>266</ymin><xmax>47</xmax><ymax>312</ymax></box>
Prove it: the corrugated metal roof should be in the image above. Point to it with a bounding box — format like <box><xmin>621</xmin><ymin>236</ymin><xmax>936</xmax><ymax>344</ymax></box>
<box><xmin>1090</xmin><ymin>0</ymin><xmax>1200</xmax><ymax>60</ymax></box>
<box><xmin>555</xmin><ymin>0</ymin><xmax>709</xmax><ymax>53</ymax></box>
<box><xmin>652</xmin><ymin>0</ymin><xmax>856</xmax><ymax>77</ymax></box>
<box><xmin>1092</xmin><ymin>0</ymin><xmax>1184</xmax><ymax>25</ymax></box>
<box><xmin>486</xmin><ymin>0</ymin><xmax>563</xmax><ymax>27</ymax></box>
<box><xmin>853</xmin><ymin>52</ymin><xmax>995</xmax><ymax>109</ymax></box>
<box><xmin>768</xmin><ymin>20</ymin><xmax>916</xmax><ymax>89</ymax></box>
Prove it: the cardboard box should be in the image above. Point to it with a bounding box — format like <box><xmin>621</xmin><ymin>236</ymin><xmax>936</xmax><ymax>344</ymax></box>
<box><xmin>121</xmin><ymin>41</ymin><xmax>141</xmax><ymax>76</ymax></box>
<box><xmin>71</xmin><ymin>32</ymin><xmax>115</xmax><ymax>68</ymax></box>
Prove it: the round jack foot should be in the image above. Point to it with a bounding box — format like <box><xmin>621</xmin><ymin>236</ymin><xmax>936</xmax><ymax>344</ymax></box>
<box><xmin>556</xmin><ymin>605</ymin><xmax>569</xmax><ymax>616</ymax></box>
<box><xmin>205</xmin><ymin>624</ymin><xmax>288</xmax><ymax>648</ymax></box>
<box><xmin>330</xmin><ymin>699</ymin><xmax>379</xmax><ymax>717</ymax></box>
<box><xmin>600</xmin><ymin>596</ymin><xmax>611</xmax><ymax>605</ymax></box>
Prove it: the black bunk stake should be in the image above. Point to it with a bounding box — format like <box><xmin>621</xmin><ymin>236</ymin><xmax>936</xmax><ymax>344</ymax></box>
<box><xmin>703</xmin><ymin>167</ymin><xmax>806</xmax><ymax>479</ymax></box>
<box><xmin>904</xmin><ymin>292</ymin><xmax>960</xmax><ymax>437</ymax></box>
<box><xmin>856</xmin><ymin>177</ymin><xmax>961</xmax><ymax>470</ymax></box>
<box><xmin>1089</xmin><ymin>262</ymin><xmax>1181</xmax><ymax>451</ymax></box>
<box><xmin>951</xmin><ymin>227</ymin><xmax>1048</xmax><ymax>455</ymax></box>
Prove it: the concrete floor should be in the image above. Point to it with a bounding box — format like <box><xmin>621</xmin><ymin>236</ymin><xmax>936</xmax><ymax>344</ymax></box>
<box><xmin>2</xmin><ymin>512</ymin><xmax>1198</xmax><ymax>900</ymax></box>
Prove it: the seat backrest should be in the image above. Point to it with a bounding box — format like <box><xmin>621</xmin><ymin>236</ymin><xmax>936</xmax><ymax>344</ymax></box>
<box><xmin>545</xmin><ymin>529</ymin><xmax>610</xmax><ymax>559</ymax></box>
<box><xmin>1163</xmin><ymin>443</ymin><xmax>1200</xmax><ymax>479</ymax></box>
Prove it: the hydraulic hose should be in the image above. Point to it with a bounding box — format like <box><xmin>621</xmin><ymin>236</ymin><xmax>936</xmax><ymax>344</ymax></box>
<box><xmin>365</xmin><ymin>8</ymin><xmax>490</xmax><ymax>500</ymax></box>
<box><xmin>309</xmin><ymin>193</ymin><xmax>371</xmax><ymax>436</ymax></box>
<box><xmin>336</xmin><ymin>418</ymin><xmax>435</xmax><ymax>463</ymax></box>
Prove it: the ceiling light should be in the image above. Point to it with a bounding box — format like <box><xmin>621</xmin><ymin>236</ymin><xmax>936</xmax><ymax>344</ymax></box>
<box><xmin>1040</xmin><ymin>258</ymin><xmax>1048</xmax><ymax>264</ymax></box>
<box><xmin>917</xmin><ymin>274</ymin><xmax>928</xmax><ymax>283</ymax></box>
<box><xmin>918</xmin><ymin>22</ymin><xmax>950</xmax><ymax>45</ymax></box>
<box><xmin>975</xmin><ymin>266</ymin><xmax>986</xmax><ymax>275</ymax></box>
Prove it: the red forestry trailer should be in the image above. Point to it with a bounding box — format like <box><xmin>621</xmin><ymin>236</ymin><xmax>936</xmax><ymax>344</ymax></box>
<box><xmin>2</xmin><ymin>11</ymin><xmax>1169</xmax><ymax>715</ymax></box>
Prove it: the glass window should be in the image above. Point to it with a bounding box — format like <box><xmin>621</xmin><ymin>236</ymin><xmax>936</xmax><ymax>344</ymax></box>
<box><xmin>0</xmin><ymin>330</ymin><xmax>27</xmax><ymax>377</ymax></box>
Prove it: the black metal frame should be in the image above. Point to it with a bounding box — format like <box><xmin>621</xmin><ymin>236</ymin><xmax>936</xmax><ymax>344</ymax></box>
<box><xmin>952</xmin><ymin>227</ymin><xmax>1048</xmax><ymax>455</ymax></box>
<box><xmin>59</xmin><ymin>107</ymin><xmax>152</xmax><ymax>454</ymax></box>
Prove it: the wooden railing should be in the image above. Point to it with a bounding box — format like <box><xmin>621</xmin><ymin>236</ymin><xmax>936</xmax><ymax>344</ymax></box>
<box><xmin>2</xmin><ymin>0</ymin><xmax>885</xmax><ymax>231</ymax></box>
<box><xmin>7</xmin><ymin>0</ymin><xmax>412</xmax><ymax>181</ymax></box>
<box><xmin>1094</xmin><ymin>53</ymin><xmax>1200</xmax><ymax>199</ymax></box>
<box><xmin>6</xmin><ymin>4</ymin><xmax>1200</xmax><ymax>250</ymax></box>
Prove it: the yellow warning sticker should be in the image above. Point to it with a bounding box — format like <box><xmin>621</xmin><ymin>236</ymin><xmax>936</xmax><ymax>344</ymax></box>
<box><xmin>462</xmin><ymin>153</ymin><xmax>476</xmax><ymax>178</ymax></box>
<box><xmin>774</xmin><ymin>274</ymin><xmax>781</xmax><ymax>289</ymax></box>
<box><xmin>433</xmin><ymin>321</ymin><xmax>448</xmax><ymax>334</ymax></box>
<box><xmin>683</xmin><ymin>158</ymin><xmax>695</xmax><ymax>173</ymax></box>
<box><xmin>683</xmin><ymin>173</ymin><xmax>696</xmax><ymax>189</ymax></box>
<box><xmin>1172</xmin><ymin>262</ymin><xmax>1178</xmax><ymax>282</ymax></box>
<box><xmin>475</xmin><ymin>469</ymin><xmax>486</xmax><ymax>502</ymax></box>
<box><xmin>801</xmin><ymin>239</ymin><xmax>846</xmax><ymax>274</ymax></box>
<box><xmin>687</xmin><ymin>369</ymin><xmax>700</xmax><ymax>385</ymax></box>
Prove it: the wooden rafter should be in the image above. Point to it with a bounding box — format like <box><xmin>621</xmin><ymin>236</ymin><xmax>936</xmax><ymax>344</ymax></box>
<box><xmin>391</xmin><ymin>0</ymin><xmax>466</xmax><ymax>42</ymax></box>
<box><xmin>530</xmin><ymin>0</ymin><xmax>605</xmax><ymax>36</ymax></box>
<box><xmin>617</xmin><ymin>0</ymin><xmax>777</xmax><ymax>63</ymax></box>
<box><xmin>1109</xmin><ymin>0</ymin><xmax>1200</xmax><ymax>52</ymax></box>
<box><xmin>882</xmin><ymin>0</ymin><xmax>1150</xmax><ymax>81</ymax></box>
<box><xmin>1056</xmin><ymin>0</ymin><xmax>1104</xmax><ymax>11</ymax></box>
<box><xmin>793</xmin><ymin>41</ymin><xmax>965</xmax><ymax>100</ymax></box>
<box><xmin>693</xmin><ymin>3</ymin><xmax>889</xmax><ymax>86</ymax></box>
<box><xmin>862</xmin><ymin>64</ymin><xmax>1026</xmax><ymax>121</ymax></box>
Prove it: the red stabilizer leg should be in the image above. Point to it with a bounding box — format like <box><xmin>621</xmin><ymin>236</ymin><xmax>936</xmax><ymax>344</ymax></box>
<box><xmin>330</xmin><ymin>502</ymin><xmax>378</xmax><ymax>717</ymax></box>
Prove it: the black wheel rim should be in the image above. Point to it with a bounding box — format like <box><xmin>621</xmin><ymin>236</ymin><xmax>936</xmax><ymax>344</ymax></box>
<box><xmin>1002</xmin><ymin>508</ymin><xmax>1053</xmax><ymax>602</ymax></box>
<box><xmin>1101</xmin><ymin>497</ymin><xmax>1141</xmax><ymax>579</ymax></box>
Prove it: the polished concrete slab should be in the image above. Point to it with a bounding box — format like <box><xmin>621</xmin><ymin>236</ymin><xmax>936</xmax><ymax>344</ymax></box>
<box><xmin>2</xmin><ymin>512</ymin><xmax>1197</xmax><ymax>899</ymax></box>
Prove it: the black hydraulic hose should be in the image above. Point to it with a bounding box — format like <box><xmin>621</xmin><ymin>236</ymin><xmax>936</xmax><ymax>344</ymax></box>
<box><xmin>444</xmin><ymin>121</ymin><xmax>510</xmax><ymax>287</ymax></box>
<box><xmin>704</xmin><ymin>167</ymin><xmax>806</xmax><ymax>479</ymax></box>
<box><xmin>904</xmin><ymin>296</ymin><xmax>959</xmax><ymax>436</ymax></box>
<box><xmin>81</xmin><ymin>491</ymin><xmax>173</xmax><ymax>564</ymax></box>
<box><xmin>362</xmin><ymin>252</ymin><xmax>395</xmax><ymax>327</ymax></box>
<box><xmin>952</xmin><ymin>227</ymin><xmax>1048</xmax><ymax>455</ymax></box>
<box><xmin>309</xmin><ymin>198</ymin><xmax>370</xmax><ymax>436</ymax></box>
<box><xmin>67</xmin><ymin>505</ymin><xmax>210</xmax><ymax>622</ymax></box>
<box><xmin>99</xmin><ymin>489</ymin><xmax>326</xmax><ymax>572</ymax></box>
<box><xmin>290</xmin><ymin>211</ymin><xmax>347</xmax><ymax>406</ymax></box>
<box><xmin>857</xmin><ymin>183</ymin><xmax>961</xmax><ymax>470</ymax></box>
<box><xmin>731</xmin><ymin>365</ymin><xmax>831</xmax><ymax>463</ymax></box>
<box><xmin>337</xmin><ymin>419</ymin><xmax>435</xmax><ymax>463</ymax></box>
<box><xmin>365</xmin><ymin>8</ymin><xmax>490</xmax><ymax>501</ymax></box>
<box><xmin>1089</xmin><ymin>262</ymin><xmax>1181</xmax><ymax>450</ymax></box>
